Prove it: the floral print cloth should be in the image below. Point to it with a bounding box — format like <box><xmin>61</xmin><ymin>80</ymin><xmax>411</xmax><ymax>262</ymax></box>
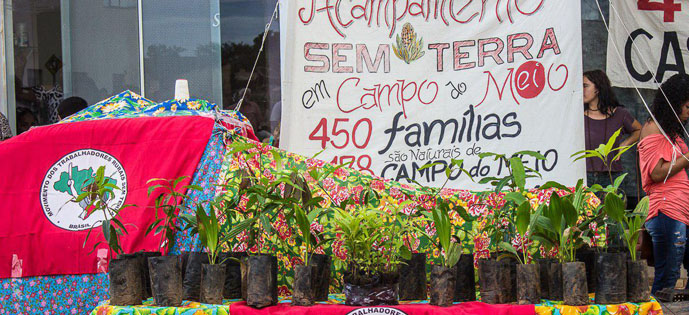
<box><xmin>59</xmin><ymin>91</ymin><xmax>256</xmax><ymax>139</ymax></box>
<box><xmin>59</xmin><ymin>90</ymin><xmax>155</xmax><ymax>123</ymax></box>
<box><xmin>535</xmin><ymin>295</ymin><xmax>663</xmax><ymax>315</ymax></box>
<box><xmin>214</xmin><ymin>134</ymin><xmax>603</xmax><ymax>294</ymax></box>
<box><xmin>90</xmin><ymin>295</ymin><xmax>663</xmax><ymax>315</ymax></box>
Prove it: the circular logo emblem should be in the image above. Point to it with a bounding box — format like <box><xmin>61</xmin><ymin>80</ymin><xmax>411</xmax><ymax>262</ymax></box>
<box><xmin>346</xmin><ymin>307</ymin><xmax>408</xmax><ymax>315</ymax></box>
<box><xmin>40</xmin><ymin>149</ymin><xmax>127</xmax><ymax>231</ymax></box>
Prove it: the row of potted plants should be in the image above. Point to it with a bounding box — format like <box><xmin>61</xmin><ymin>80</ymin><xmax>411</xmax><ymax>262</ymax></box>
<box><xmin>80</xmin><ymin>133</ymin><xmax>650</xmax><ymax>308</ymax></box>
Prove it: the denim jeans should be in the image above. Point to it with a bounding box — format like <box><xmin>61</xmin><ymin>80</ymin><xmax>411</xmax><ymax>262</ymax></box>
<box><xmin>645</xmin><ymin>212</ymin><xmax>688</xmax><ymax>293</ymax></box>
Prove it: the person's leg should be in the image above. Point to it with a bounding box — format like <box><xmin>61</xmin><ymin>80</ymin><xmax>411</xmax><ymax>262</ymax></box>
<box><xmin>658</xmin><ymin>213</ymin><xmax>686</xmax><ymax>291</ymax></box>
<box><xmin>646</xmin><ymin>213</ymin><xmax>687</xmax><ymax>294</ymax></box>
<box><xmin>646</xmin><ymin>215</ymin><xmax>668</xmax><ymax>294</ymax></box>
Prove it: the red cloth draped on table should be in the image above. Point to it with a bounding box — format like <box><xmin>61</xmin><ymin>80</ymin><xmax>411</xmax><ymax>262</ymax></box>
<box><xmin>229</xmin><ymin>302</ymin><xmax>535</xmax><ymax>315</ymax></box>
<box><xmin>0</xmin><ymin>116</ymin><xmax>214</xmax><ymax>278</ymax></box>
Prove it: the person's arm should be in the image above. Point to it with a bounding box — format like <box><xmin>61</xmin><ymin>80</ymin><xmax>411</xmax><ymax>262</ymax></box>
<box><xmin>620</xmin><ymin>119</ymin><xmax>642</xmax><ymax>147</ymax></box>
<box><xmin>650</xmin><ymin>153</ymin><xmax>689</xmax><ymax>182</ymax></box>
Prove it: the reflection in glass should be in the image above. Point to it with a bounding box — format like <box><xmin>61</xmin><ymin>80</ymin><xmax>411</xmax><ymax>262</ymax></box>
<box><xmin>220</xmin><ymin>0</ymin><xmax>280</xmax><ymax>144</ymax></box>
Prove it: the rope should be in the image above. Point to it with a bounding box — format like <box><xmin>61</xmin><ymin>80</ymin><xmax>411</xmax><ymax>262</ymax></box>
<box><xmin>594</xmin><ymin>0</ymin><xmax>689</xmax><ymax>183</ymax></box>
<box><xmin>234</xmin><ymin>0</ymin><xmax>280</xmax><ymax>112</ymax></box>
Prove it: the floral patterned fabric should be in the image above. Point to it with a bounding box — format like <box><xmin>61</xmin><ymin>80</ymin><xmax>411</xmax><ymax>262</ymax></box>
<box><xmin>59</xmin><ymin>91</ymin><xmax>257</xmax><ymax>140</ymax></box>
<box><xmin>90</xmin><ymin>295</ymin><xmax>663</xmax><ymax>315</ymax></box>
<box><xmin>217</xmin><ymin>134</ymin><xmax>602</xmax><ymax>294</ymax></box>
<box><xmin>0</xmin><ymin>273</ymin><xmax>109</xmax><ymax>315</ymax></box>
<box><xmin>535</xmin><ymin>295</ymin><xmax>663</xmax><ymax>315</ymax></box>
<box><xmin>171</xmin><ymin>125</ymin><xmax>229</xmax><ymax>255</ymax></box>
<box><xmin>60</xmin><ymin>90</ymin><xmax>155</xmax><ymax>123</ymax></box>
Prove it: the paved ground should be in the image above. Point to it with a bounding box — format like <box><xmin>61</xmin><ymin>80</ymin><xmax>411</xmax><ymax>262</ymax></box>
<box><xmin>660</xmin><ymin>301</ymin><xmax>689</xmax><ymax>315</ymax></box>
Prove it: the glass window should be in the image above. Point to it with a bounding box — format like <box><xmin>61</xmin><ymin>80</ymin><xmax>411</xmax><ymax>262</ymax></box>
<box><xmin>11</xmin><ymin>0</ymin><xmax>63</xmax><ymax>133</ymax></box>
<box><xmin>142</xmin><ymin>0</ymin><xmax>222</xmax><ymax>103</ymax></box>
<box><xmin>220</xmin><ymin>0</ymin><xmax>280</xmax><ymax>143</ymax></box>
<box><xmin>63</xmin><ymin>0</ymin><xmax>140</xmax><ymax>105</ymax></box>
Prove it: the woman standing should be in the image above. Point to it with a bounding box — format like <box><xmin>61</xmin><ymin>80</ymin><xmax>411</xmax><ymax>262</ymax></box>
<box><xmin>583</xmin><ymin>70</ymin><xmax>642</xmax><ymax>187</ymax></box>
<box><xmin>638</xmin><ymin>73</ymin><xmax>689</xmax><ymax>294</ymax></box>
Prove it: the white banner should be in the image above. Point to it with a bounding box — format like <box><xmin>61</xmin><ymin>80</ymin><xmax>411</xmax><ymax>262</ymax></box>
<box><xmin>607</xmin><ymin>0</ymin><xmax>689</xmax><ymax>89</ymax></box>
<box><xmin>280</xmin><ymin>0</ymin><xmax>585</xmax><ymax>190</ymax></box>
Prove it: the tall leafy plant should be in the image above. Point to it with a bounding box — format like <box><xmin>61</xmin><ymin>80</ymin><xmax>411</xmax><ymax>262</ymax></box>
<box><xmin>146</xmin><ymin>176</ymin><xmax>201</xmax><ymax>254</ymax></box>
<box><xmin>533</xmin><ymin>180</ymin><xmax>598</xmax><ymax>263</ymax></box>
<box><xmin>571</xmin><ymin>128</ymin><xmax>635</xmax><ymax>193</ymax></box>
<box><xmin>476</xmin><ymin>151</ymin><xmax>546</xmax><ymax>261</ymax></box>
<box><xmin>195</xmin><ymin>203</ymin><xmax>225</xmax><ymax>265</ymax></box>
<box><xmin>412</xmin><ymin>159</ymin><xmax>473</xmax><ymax>268</ymax></box>
<box><xmin>80</xmin><ymin>166</ymin><xmax>134</xmax><ymax>257</ymax></box>
<box><xmin>225</xmin><ymin>140</ymin><xmax>300</xmax><ymax>255</ymax></box>
<box><xmin>602</xmin><ymin>194</ymin><xmax>648</xmax><ymax>261</ymax></box>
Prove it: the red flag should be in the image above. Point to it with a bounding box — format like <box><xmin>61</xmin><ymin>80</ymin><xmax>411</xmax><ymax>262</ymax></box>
<box><xmin>0</xmin><ymin>116</ymin><xmax>214</xmax><ymax>278</ymax></box>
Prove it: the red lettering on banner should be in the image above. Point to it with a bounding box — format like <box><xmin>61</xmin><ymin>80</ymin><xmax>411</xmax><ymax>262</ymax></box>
<box><xmin>507</xmin><ymin>33</ymin><xmax>534</xmax><ymax>63</ymax></box>
<box><xmin>515</xmin><ymin>61</ymin><xmax>545</xmax><ymax>99</ymax></box>
<box><xmin>476</xmin><ymin>62</ymin><xmax>570</xmax><ymax>106</ymax></box>
<box><xmin>297</xmin><ymin>0</ymin><xmax>548</xmax><ymax>38</ymax></box>
<box><xmin>477</xmin><ymin>68</ymin><xmax>519</xmax><ymax>107</ymax></box>
<box><xmin>304</xmin><ymin>43</ymin><xmax>390</xmax><ymax>73</ymax></box>
<box><xmin>336</xmin><ymin>78</ymin><xmax>439</xmax><ymax>118</ymax></box>
<box><xmin>537</xmin><ymin>27</ymin><xmax>561</xmax><ymax>58</ymax></box>
<box><xmin>638</xmin><ymin>0</ymin><xmax>682</xmax><ymax>23</ymax></box>
<box><xmin>454</xmin><ymin>40</ymin><xmax>477</xmax><ymax>70</ymax></box>
<box><xmin>429</xmin><ymin>29</ymin><xmax>560</xmax><ymax>72</ymax></box>
<box><xmin>308</xmin><ymin>118</ymin><xmax>373</xmax><ymax>150</ymax></box>
<box><xmin>478</xmin><ymin>38</ymin><xmax>505</xmax><ymax>67</ymax></box>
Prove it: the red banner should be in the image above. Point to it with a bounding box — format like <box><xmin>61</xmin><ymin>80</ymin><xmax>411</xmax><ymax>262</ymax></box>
<box><xmin>230</xmin><ymin>302</ymin><xmax>535</xmax><ymax>315</ymax></box>
<box><xmin>0</xmin><ymin>116</ymin><xmax>214</xmax><ymax>278</ymax></box>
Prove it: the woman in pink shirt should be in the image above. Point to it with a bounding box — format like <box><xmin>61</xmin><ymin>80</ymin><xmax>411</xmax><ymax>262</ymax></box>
<box><xmin>638</xmin><ymin>73</ymin><xmax>689</xmax><ymax>294</ymax></box>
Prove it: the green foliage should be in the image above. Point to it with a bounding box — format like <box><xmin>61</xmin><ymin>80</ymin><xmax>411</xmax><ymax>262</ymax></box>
<box><xmin>571</xmin><ymin>128</ymin><xmax>636</xmax><ymax>190</ymax></box>
<box><xmin>603</xmin><ymin>195</ymin><xmax>648</xmax><ymax>261</ymax></box>
<box><xmin>475</xmin><ymin>151</ymin><xmax>545</xmax><ymax>263</ymax></box>
<box><xmin>330</xmin><ymin>202</ymin><xmax>410</xmax><ymax>277</ymax></box>
<box><xmin>80</xmin><ymin>166</ymin><xmax>134</xmax><ymax>257</ymax></box>
<box><xmin>195</xmin><ymin>203</ymin><xmax>222</xmax><ymax>264</ymax></box>
<box><xmin>145</xmin><ymin>176</ymin><xmax>201</xmax><ymax>254</ymax></box>
<box><xmin>413</xmin><ymin>159</ymin><xmax>474</xmax><ymax>267</ymax></box>
<box><xmin>225</xmin><ymin>140</ymin><xmax>310</xmax><ymax>255</ymax></box>
<box><xmin>533</xmin><ymin>180</ymin><xmax>598</xmax><ymax>263</ymax></box>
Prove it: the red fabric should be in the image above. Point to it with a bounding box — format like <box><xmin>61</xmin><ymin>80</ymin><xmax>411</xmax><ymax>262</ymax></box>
<box><xmin>0</xmin><ymin>116</ymin><xmax>214</xmax><ymax>278</ymax></box>
<box><xmin>229</xmin><ymin>302</ymin><xmax>535</xmax><ymax>315</ymax></box>
<box><xmin>638</xmin><ymin>134</ymin><xmax>689</xmax><ymax>225</ymax></box>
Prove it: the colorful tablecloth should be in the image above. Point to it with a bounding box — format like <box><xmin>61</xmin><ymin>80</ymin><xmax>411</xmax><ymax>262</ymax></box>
<box><xmin>91</xmin><ymin>294</ymin><xmax>663</xmax><ymax>315</ymax></box>
<box><xmin>535</xmin><ymin>295</ymin><xmax>663</xmax><ymax>315</ymax></box>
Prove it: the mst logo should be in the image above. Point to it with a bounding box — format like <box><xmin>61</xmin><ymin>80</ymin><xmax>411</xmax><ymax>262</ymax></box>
<box><xmin>40</xmin><ymin>149</ymin><xmax>127</xmax><ymax>231</ymax></box>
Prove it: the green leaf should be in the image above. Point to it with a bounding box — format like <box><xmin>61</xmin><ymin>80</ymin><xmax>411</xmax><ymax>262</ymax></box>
<box><xmin>514</xmin><ymin>150</ymin><xmax>546</xmax><ymax>160</ymax></box>
<box><xmin>498</xmin><ymin>241</ymin><xmax>520</xmax><ymax>261</ymax></box>
<box><xmin>400</xmin><ymin>245</ymin><xmax>412</xmax><ymax>261</ymax></box>
<box><xmin>504</xmin><ymin>192</ymin><xmax>527</xmax><ymax>205</ymax></box>
<box><xmin>102</xmin><ymin>220</ymin><xmax>111</xmax><ymax>242</ymax></box>
<box><xmin>603</xmin><ymin>193</ymin><xmax>625</xmax><ymax>223</ymax></box>
<box><xmin>538</xmin><ymin>181</ymin><xmax>569</xmax><ymax>191</ymax></box>
<box><xmin>509</xmin><ymin>157</ymin><xmax>526</xmax><ymax>191</ymax></box>
<box><xmin>612</xmin><ymin>173</ymin><xmax>628</xmax><ymax>191</ymax></box>
<box><xmin>604</xmin><ymin>128</ymin><xmax>623</xmax><ymax>155</ymax></box>
<box><xmin>516</xmin><ymin>201</ymin><xmax>531</xmax><ymax>236</ymax></box>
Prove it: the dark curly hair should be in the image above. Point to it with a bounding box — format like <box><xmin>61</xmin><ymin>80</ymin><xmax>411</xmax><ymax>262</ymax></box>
<box><xmin>584</xmin><ymin>70</ymin><xmax>620</xmax><ymax>116</ymax></box>
<box><xmin>649</xmin><ymin>73</ymin><xmax>689</xmax><ymax>141</ymax></box>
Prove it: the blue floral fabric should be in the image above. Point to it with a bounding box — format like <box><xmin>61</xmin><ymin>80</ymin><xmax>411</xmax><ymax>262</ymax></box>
<box><xmin>172</xmin><ymin>125</ymin><xmax>229</xmax><ymax>254</ymax></box>
<box><xmin>0</xmin><ymin>274</ymin><xmax>109</xmax><ymax>315</ymax></box>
